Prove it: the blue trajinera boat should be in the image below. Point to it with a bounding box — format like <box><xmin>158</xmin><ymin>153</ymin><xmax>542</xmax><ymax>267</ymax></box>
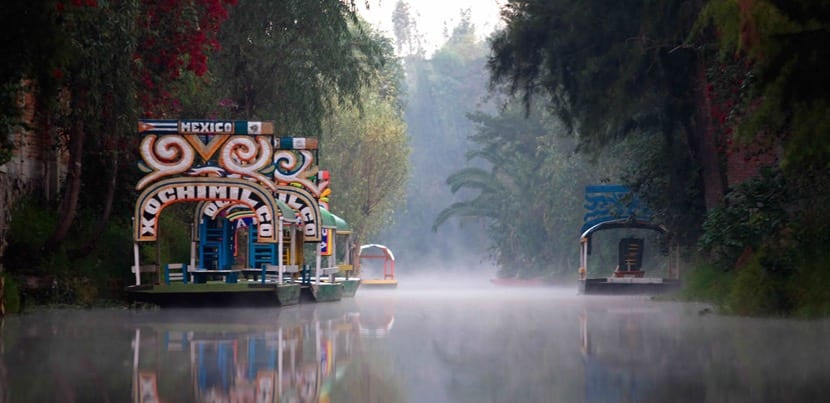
<box><xmin>577</xmin><ymin>185</ymin><xmax>682</xmax><ymax>295</ymax></box>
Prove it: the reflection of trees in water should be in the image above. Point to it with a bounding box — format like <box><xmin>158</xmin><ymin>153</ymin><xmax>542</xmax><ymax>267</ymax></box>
<box><xmin>425</xmin><ymin>304</ymin><xmax>585</xmax><ymax>402</ymax></box>
<box><xmin>330</xmin><ymin>353</ymin><xmax>406</xmax><ymax>403</ymax></box>
<box><xmin>579</xmin><ymin>305</ymin><xmax>830</xmax><ymax>403</ymax></box>
<box><xmin>580</xmin><ymin>307</ymin><xmax>705</xmax><ymax>403</ymax></box>
<box><xmin>2</xmin><ymin>302</ymin><xmax>830</xmax><ymax>401</ymax></box>
<box><xmin>0</xmin><ymin>311</ymin><xmax>134</xmax><ymax>402</ymax></box>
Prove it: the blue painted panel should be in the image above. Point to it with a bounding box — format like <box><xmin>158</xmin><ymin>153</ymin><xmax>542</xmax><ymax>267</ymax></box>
<box><xmin>582</xmin><ymin>185</ymin><xmax>653</xmax><ymax>233</ymax></box>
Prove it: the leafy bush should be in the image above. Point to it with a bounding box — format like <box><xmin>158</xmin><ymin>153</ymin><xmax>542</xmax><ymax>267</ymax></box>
<box><xmin>680</xmin><ymin>263</ymin><xmax>734</xmax><ymax>308</ymax></box>
<box><xmin>787</xmin><ymin>209</ymin><xmax>830</xmax><ymax>317</ymax></box>
<box><xmin>728</xmin><ymin>253</ymin><xmax>789</xmax><ymax>316</ymax></box>
<box><xmin>2</xmin><ymin>273</ymin><xmax>21</xmax><ymax>314</ymax></box>
<box><xmin>699</xmin><ymin>168</ymin><xmax>789</xmax><ymax>269</ymax></box>
<box><xmin>3</xmin><ymin>198</ymin><xmax>61</xmax><ymax>274</ymax></box>
<box><xmin>2</xmin><ymin>195</ymin><xmax>138</xmax><ymax>306</ymax></box>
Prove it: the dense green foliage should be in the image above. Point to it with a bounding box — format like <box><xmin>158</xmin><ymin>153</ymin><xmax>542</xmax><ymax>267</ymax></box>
<box><xmin>210</xmin><ymin>0</ymin><xmax>390</xmax><ymax>135</ymax></box>
<box><xmin>434</xmin><ymin>101</ymin><xmax>626</xmax><ymax>278</ymax></box>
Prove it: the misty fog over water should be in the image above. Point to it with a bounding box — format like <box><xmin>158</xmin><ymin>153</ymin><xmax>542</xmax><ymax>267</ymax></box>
<box><xmin>1</xmin><ymin>282</ymin><xmax>828</xmax><ymax>402</ymax></box>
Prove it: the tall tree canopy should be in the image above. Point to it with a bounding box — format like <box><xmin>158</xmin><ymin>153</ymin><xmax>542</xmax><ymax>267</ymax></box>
<box><xmin>321</xmin><ymin>47</ymin><xmax>410</xmax><ymax>246</ymax></box>
<box><xmin>211</xmin><ymin>0</ymin><xmax>389</xmax><ymax>135</ymax></box>
<box><xmin>696</xmin><ymin>0</ymin><xmax>830</xmax><ymax>175</ymax></box>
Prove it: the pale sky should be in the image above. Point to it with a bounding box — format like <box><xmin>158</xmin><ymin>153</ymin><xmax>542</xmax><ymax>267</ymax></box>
<box><xmin>359</xmin><ymin>0</ymin><xmax>504</xmax><ymax>55</ymax></box>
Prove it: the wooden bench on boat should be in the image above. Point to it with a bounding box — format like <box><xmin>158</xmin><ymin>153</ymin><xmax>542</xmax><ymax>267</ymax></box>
<box><xmin>242</xmin><ymin>265</ymin><xmax>301</xmax><ymax>284</ymax></box>
<box><xmin>321</xmin><ymin>267</ymin><xmax>341</xmax><ymax>276</ymax></box>
<box><xmin>188</xmin><ymin>267</ymin><xmax>241</xmax><ymax>283</ymax></box>
<box><xmin>317</xmin><ymin>266</ymin><xmax>343</xmax><ymax>283</ymax></box>
<box><xmin>165</xmin><ymin>263</ymin><xmax>189</xmax><ymax>284</ymax></box>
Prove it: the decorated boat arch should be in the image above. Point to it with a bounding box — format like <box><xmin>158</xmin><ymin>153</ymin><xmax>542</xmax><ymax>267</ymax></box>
<box><xmin>127</xmin><ymin>119</ymin><xmax>357</xmax><ymax>306</ymax></box>
<box><xmin>577</xmin><ymin>185</ymin><xmax>681</xmax><ymax>294</ymax></box>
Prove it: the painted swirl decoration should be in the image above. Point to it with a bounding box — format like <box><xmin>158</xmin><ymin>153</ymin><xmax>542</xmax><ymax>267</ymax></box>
<box><xmin>219</xmin><ymin>135</ymin><xmax>275</xmax><ymax>191</ymax></box>
<box><xmin>136</xmin><ymin>135</ymin><xmax>195</xmax><ymax>190</ymax></box>
<box><xmin>273</xmin><ymin>150</ymin><xmax>322</xmax><ymax>196</ymax></box>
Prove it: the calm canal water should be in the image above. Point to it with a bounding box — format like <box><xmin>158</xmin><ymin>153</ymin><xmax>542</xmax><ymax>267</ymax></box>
<box><xmin>0</xmin><ymin>284</ymin><xmax>828</xmax><ymax>402</ymax></box>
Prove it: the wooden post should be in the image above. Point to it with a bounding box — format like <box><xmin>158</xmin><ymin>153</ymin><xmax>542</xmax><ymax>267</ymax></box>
<box><xmin>155</xmin><ymin>240</ymin><xmax>162</xmax><ymax>283</ymax></box>
<box><xmin>329</xmin><ymin>230</ymin><xmax>336</xmax><ymax>283</ymax></box>
<box><xmin>675</xmin><ymin>244</ymin><xmax>681</xmax><ymax>279</ymax></box>
<box><xmin>133</xmin><ymin>243</ymin><xmax>141</xmax><ymax>285</ymax></box>
<box><xmin>278</xmin><ymin>218</ymin><xmax>284</xmax><ymax>284</ymax></box>
<box><xmin>315</xmin><ymin>242</ymin><xmax>322</xmax><ymax>285</ymax></box>
<box><xmin>190</xmin><ymin>223</ymin><xmax>196</xmax><ymax>275</ymax></box>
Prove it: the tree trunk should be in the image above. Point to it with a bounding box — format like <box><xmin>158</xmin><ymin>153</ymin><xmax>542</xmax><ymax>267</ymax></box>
<box><xmin>76</xmin><ymin>151</ymin><xmax>118</xmax><ymax>258</ymax></box>
<box><xmin>689</xmin><ymin>56</ymin><xmax>725</xmax><ymax>211</ymax></box>
<box><xmin>43</xmin><ymin>119</ymin><xmax>85</xmax><ymax>251</ymax></box>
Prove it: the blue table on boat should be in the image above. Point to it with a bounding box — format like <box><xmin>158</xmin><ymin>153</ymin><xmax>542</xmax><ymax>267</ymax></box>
<box><xmin>188</xmin><ymin>268</ymin><xmax>241</xmax><ymax>284</ymax></box>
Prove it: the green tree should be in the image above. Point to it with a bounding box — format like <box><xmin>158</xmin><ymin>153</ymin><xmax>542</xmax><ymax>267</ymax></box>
<box><xmin>321</xmin><ymin>48</ymin><xmax>410</xmax><ymax>247</ymax></box>
<box><xmin>211</xmin><ymin>0</ymin><xmax>389</xmax><ymax>135</ymax></box>
<box><xmin>392</xmin><ymin>0</ymin><xmax>423</xmax><ymax>57</ymax></box>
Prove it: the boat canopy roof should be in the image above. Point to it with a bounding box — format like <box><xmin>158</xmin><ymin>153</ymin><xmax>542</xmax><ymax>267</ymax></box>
<box><xmin>359</xmin><ymin>244</ymin><xmax>395</xmax><ymax>261</ymax></box>
<box><xmin>319</xmin><ymin>207</ymin><xmax>351</xmax><ymax>233</ymax></box>
<box><xmin>333</xmin><ymin>214</ymin><xmax>351</xmax><ymax>234</ymax></box>
<box><xmin>580</xmin><ymin>219</ymin><xmax>668</xmax><ymax>240</ymax></box>
<box><xmin>320</xmin><ymin>207</ymin><xmax>336</xmax><ymax>228</ymax></box>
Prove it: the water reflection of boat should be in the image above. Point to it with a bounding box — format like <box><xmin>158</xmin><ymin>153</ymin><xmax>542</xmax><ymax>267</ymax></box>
<box><xmin>130</xmin><ymin>310</ymin><xmax>362</xmax><ymax>402</ymax></box>
<box><xmin>351</xmin><ymin>295</ymin><xmax>397</xmax><ymax>339</ymax></box>
<box><xmin>579</xmin><ymin>306</ymin><xmax>704</xmax><ymax>402</ymax></box>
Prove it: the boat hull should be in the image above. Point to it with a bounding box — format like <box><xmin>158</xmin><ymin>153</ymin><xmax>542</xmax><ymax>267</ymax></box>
<box><xmin>307</xmin><ymin>283</ymin><xmax>344</xmax><ymax>302</ymax></box>
<box><xmin>490</xmin><ymin>278</ymin><xmax>557</xmax><ymax>287</ymax></box>
<box><xmin>339</xmin><ymin>279</ymin><xmax>361</xmax><ymax>297</ymax></box>
<box><xmin>360</xmin><ymin>279</ymin><xmax>397</xmax><ymax>288</ymax></box>
<box><xmin>126</xmin><ymin>283</ymin><xmax>301</xmax><ymax>307</ymax></box>
<box><xmin>578</xmin><ymin>278</ymin><xmax>682</xmax><ymax>295</ymax></box>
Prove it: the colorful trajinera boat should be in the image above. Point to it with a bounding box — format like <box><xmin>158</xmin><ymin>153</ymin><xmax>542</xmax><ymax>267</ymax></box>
<box><xmin>577</xmin><ymin>185</ymin><xmax>682</xmax><ymax>295</ymax></box>
<box><xmin>126</xmin><ymin>119</ymin><xmax>357</xmax><ymax>307</ymax></box>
